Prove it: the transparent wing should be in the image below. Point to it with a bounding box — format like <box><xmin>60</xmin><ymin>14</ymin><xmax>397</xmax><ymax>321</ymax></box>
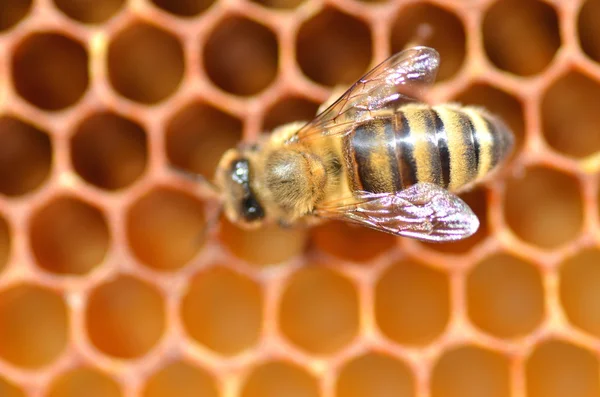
<box><xmin>295</xmin><ymin>46</ymin><xmax>440</xmax><ymax>142</ymax></box>
<box><xmin>315</xmin><ymin>183</ymin><xmax>479</xmax><ymax>242</ymax></box>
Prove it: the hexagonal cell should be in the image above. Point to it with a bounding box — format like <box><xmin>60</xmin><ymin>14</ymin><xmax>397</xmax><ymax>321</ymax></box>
<box><xmin>559</xmin><ymin>249</ymin><xmax>600</xmax><ymax>337</ymax></box>
<box><xmin>296</xmin><ymin>8</ymin><xmax>372</xmax><ymax>87</ymax></box>
<box><xmin>143</xmin><ymin>361</ymin><xmax>218</xmax><ymax>397</ymax></box>
<box><xmin>11</xmin><ymin>32</ymin><xmax>88</xmax><ymax>111</ymax></box>
<box><xmin>262</xmin><ymin>96</ymin><xmax>319</xmax><ymax>132</ymax></box>
<box><xmin>85</xmin><ymin>275</ymin><xmax>165</xmax><ymax>359</ymax></box>
<box><xmin>335</xmin><ymin>352</ymin><xmax>415</xmax><ymax>397</ymax></box>
<box><xmin>279</xmin><ymin>266</ymin><xmax>359</xmax><ymax>354</ymax></box>
<box><xmin>0</xmin><ymin>116</ymin><xmax>52</xmax><ymax>196</ymax></box>
<box><xmin>240</xmin><ymin>360</ymin><xmax>319</xmax><ymax>397</ymax></box>
<box><xmin>0</xmin><ymin>0</ymin><xmax>31</xmax><ymax>31</ymax></box>
<box><xmin>431</xmin><ymin>345</ymin><xmax>510</xmax><ymax>397</ymax></box>
<box><xmin>421</xmin><ymin>188</ymin><xmax>489</xmax><ymax>254</ymax></box>
<box><xmin>249</xmin><ymin>0</ymin><xmax>304</xmax><ymax>10</ymax></box>
<box><xmin>482</xmin><ymin>0</ymin><xmax>560</xmax><ymax>76</ymax></box>
<box><xmin>203</xmin><ymin>17</ymin><xmax>278</xmax><ymax>96</ymax></box>
<box><xmin>578</xmin><ymin>0</ymin><xmax>600</xmax><ymax>64</ymax></box>
<box><xmin>390</xmin><ymin>3</ymin><xmax>465</xmax><ymax>82</ymax></box>
<box><xmin>542</xmin><ymin>72</ymin><xmax>600</xmax><ymax>159</ymax></box>
<box><xmin>150</xmin><ymin>0</ymin><xmax>214</xmax><ymax>17</ymax></box>
<box><xmin>30</xmin><ymin>196</ymin><xmax>110</xmax><ymax>275</ymax></box>
<box><xmin>108</xmin><ymin>22</ymin><xmax>184</xmax><ymax>104</ymax></box>
<box><xmin>47</xmin><ymin>367</ymin><xmax>121</xmax><ymax>397</ymax></box>
<box><xmin>453</xmin><ymin>83</ymin><xmax>525</xmax><ymax>153</ymax></box>
<box><xmin>310</xmin><ymin>221</ymin><xmax>396</xmax><ymax>263</ymax></box>
<box><xmin>181</xmin><ymin>266</ymin><xmax>262</xmax><ymax>356</ymax></box>
<box><xmin>126</xmin><ymin>188</ymin><xmax>205</xmax><ymax>271</ymax></box>
<box><xmin>219</xmin><ymin>220</ymin><xmax>307</xmax><ymax>266</ymax></box>
<box><xmin>503</xmin><ymin>167</ymin><xmax>583</xmax><ymax>248</ymax></box>
<box><xmin>52</xmin><ymin>0</ymin><xmax>124</xmax><ymax>24</ymax></box>
<box><xmin>467</xmin><ymin>253</ymin><xmax>544</xmax><ymax>338</ymax></box>
<box><xmin>526</xmin><ymin>339</ymin><xmax>600</xmax><ymax>397</ymax></box>
<box><xmin>0</xmin><ymin>376</ymin><xmax>24</xmax><ymax>397</ymax></box>
<box><xmin>0</xmin><ymin>284</ymin><xmax>68</xmax><ymax>369</ymax></box>
<box><xmin>166</xmin><ymin>101</ymin><xmax>242</xmax><ymax>180</ymax></box>
<box><xmin>375</xmin><ymin>259</ymin><xmax>449</xmax><ymax>346</ymax></box>
<box><xmin>71</xmin><ymin>111</ymin><xmax>147</xmax><ymax>190</ymax></box>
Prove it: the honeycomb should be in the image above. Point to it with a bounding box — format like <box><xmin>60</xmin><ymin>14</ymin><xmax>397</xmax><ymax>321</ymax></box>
<box><xmin>0</xmin><ymin>0</ymin><xmax>600</xmax><ymax>396</ymax></box>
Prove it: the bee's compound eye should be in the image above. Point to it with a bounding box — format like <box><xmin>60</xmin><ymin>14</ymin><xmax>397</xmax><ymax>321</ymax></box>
<box><xmin>241</xmin><ymin>195</ymin><xmax>264</xmax><ymax>222</ymax></box>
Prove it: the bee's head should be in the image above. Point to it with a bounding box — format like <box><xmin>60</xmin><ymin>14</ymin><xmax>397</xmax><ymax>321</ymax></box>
<box><xmin>215</xmin><ymin>148</ymin><xmax>266</xmax><ymax>228</ymax></box>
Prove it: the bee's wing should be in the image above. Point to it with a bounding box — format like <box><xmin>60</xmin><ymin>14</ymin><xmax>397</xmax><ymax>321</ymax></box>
<box><xmin>315</xmin><ymin>183</ymin><xmax>479</xmax><ymax>242</ymax></box>
<box><xmin>295</xmin><ymin>46</ymin><xmax>440</xmax><ymax>141</ymax></box>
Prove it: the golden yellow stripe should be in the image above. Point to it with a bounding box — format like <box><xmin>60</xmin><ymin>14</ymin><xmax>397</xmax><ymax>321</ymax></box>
<box><xmin>433</xmin><ymin>105</ymin><xmax>473</xmax><ymax>191</ymax></box>
<box><xmin>401</xmin><ymin>104</ymin><xmax>438</xmax><ymax>185</ymax></box>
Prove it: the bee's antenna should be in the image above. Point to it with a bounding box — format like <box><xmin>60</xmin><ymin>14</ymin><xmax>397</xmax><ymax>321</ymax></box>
<box><xmin>169</xmin><ymin>165</ymin><xmax>225</xmax><ymax>242</ymax></box>
<box><xmin>169</xmin><ymin>165</ymin><xmax>221</xmax><ymax>200</ymax></box>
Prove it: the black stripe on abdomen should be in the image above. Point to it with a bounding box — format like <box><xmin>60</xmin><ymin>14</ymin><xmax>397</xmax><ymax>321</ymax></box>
<box><xmin>394</xmin><ymin>112</ymin><xmax>417</xmax><ymax>189</ymax></box>
<box><xmin>432</xmin><ymin>109</ymin><xmax>450</xmax><ymax>189</ymax></box>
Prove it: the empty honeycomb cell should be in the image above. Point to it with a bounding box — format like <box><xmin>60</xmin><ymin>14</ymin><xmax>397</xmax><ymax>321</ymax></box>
<box><xmin>143</xmin><ymin>361</ymin><xmax>218</xmax><ymax>397</ymax></box>
<box><xmin>335</xmin><ymin>352</ymin><xmax>415</xmax><ymax>397</ymax></box>
<box><xmin>0</xmin><ymin>116</ymin><xmax>52</xmax><ymax>196</ymax></box>
<box><xmin>240</xmin><ymin>360</ymin><xmax>319</xmax><ymax>397</ymax></box>
<box><xmin>467</xmin><ymin>253</ymin><xmax>544</xmax><ymax>338</ymax></box>
<box><xmin>108</xmin><ymin>22</ymin><xmax>184</xmax><ymax>104</ymax></box>
<box><xmin>261</xmin><ymin>96</ymin><xmax>319</xmax><ymax>132</ymax></box>
<box><xmin>0</xmin><ymin>0</ymin><xmax>31</xmax><ymax>31</ymax></box>
<box><xmin>166</xmin><ymin>102</ymin><xmax>242</xmax><ymax>180</ymax></box>
<box><xmin>504</xmin><ymin>167</ymin><xmax>583</xmax><ymax>248</ymax></box>
<box><xmin>422</xmin><ymin>188</ymin><xmax>488</xmax><ymax>254</ymax></box>
<box><xmin>126</xmin><ymin>188</ymin><xmax>205</xmax><ymax>271</ymax></box>
<box><xmin>219</xmin><ymin>220</ymin><xmax>307</xmax><ymax>266</ymax></box>
<box><xmin>0</xmin><ymin>284</ymin><xmax>68</xmax><ymax>369</ymax></box>
<box><xmin>542</xmin><ymin>72</ymin><xmax>600</xmax><ymax>158</ymax></box>
<box><xmin>296</xmin><ymin>9</ymin><xmax>372</xmax><ymax>87</ymax></box>
<box><xmin>11</xmin><ymin>32</ymin><xmax>88</xmax><ymax>111</ymax></box>
<box><xmin>390</xmin><ymin>3</ymin><xmax>465</xmax><ymax>82</ymax></box>
<box><xmin>47</xmin><ymin>367</ymin><xmax>122</xmax><ymax>397</ymax></box>
<box><xmin>482</xmin><ymin>0</ymin><xmax>560</xmax><ymax>76</ymax></box>
<box><xmin>52</xmin><ymin>0</ymin><xmax>124</xmax><ymax>24</ymax></box>
<box><xmin>279</xmin><ymin>266</ymin><xmax>359</xmax><ymax>354</ymax></box>
<box><xmin>30</xmin><ymin>196</ymin><xmax>110</xmax><ymax>275</ymax></box>
<box><xmin>375</xmin><ymin>259</ymin><xmax>449</xmax><ymax>346</ymax></box>
<box><xmin>431</xmin><ymin>345</ymin><xmax>510</xmax><ymax>397</ymax></box>
<box><xmin>85</xmin><ymin>275</ymin><xmax>165</xmax><ymax>359</ymax></box>
<box><xmin>310</xmin><ymin>221</ymin><xmax>396</xmax><ymax>263</ymax></box>
<box><xmin>453</xmin><ymin>83</ymin><xmax>525</xmax><ymax>152</ymax></box>
<box><xmin>181</xmin><ymin>266</ymin><xmax>262</xmax><ymax>356</ymax></box>
<box><xmin>579</xmin><ymin>0</ymin><xmax>600</xmax><ymax>63</ymax></box>
<box><xmin>71</xmin><ymin>112</ymin><xmax>147</xmax><ymax>190</ymax></box>
<box><xmin>559</xmin><ymin>249</ymin><xmax>600</xmax><ymax>337</ymax></box>
<box><xmin>203</xmin><ymin>17</ymin><xmax>278</xmax><ymax>96</ymax></box>
<box><xmin>0</xmin><ymin>376</ymin><xmax>24</xmax><ymax>397</ymax></box>
<box><xmin>150</xmin><ymin>0</ymin><xmax>214</xmax><ymax>17</ymax></box>
<box><xmin>526</xmin><ymin>339</ymin><xmax>600</xmax><ymax>397</ymax></box>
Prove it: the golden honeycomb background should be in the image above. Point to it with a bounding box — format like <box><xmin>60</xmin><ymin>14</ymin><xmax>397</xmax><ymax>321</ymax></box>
<box><xmin>0</xmin><ymin>0</ymin><xmax>600</xmax><ymax>396</ymax></box>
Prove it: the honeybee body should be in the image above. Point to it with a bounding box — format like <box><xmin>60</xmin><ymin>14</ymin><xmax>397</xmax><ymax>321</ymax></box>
<box><xmin>213</xmin><ymin>47</ymin><xmax>514</xmax><ymax>242</ymax></box>
<box><xmin>335</xmin><ymin>103</ymin><xmax>512</xmax><ymax>196</ymax></box>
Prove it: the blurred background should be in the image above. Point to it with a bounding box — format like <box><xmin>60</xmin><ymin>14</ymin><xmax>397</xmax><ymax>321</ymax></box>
<box><xmin>0</xmin><ymin>0</ymin><xmax>599</xmax><ymax>396</ymax></box>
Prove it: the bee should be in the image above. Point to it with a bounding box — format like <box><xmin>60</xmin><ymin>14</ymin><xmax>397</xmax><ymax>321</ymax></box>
<box><xmin>212</xmin><ymin>46</ymin><xmax>514</xmax><ymax>242</ymax></box>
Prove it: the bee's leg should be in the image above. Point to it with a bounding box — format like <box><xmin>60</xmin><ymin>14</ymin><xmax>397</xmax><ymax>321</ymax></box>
<box><xmin>318</xmin><ymin>86</ymin><xmax>349</xmax><ymax>114</ymax></box>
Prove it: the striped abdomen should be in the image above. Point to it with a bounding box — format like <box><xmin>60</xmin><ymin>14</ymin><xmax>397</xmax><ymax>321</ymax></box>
<box><xmin>342</xmin><ymin>103</ymin><xmax>514</xmax><ymax>194</ymax></box>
